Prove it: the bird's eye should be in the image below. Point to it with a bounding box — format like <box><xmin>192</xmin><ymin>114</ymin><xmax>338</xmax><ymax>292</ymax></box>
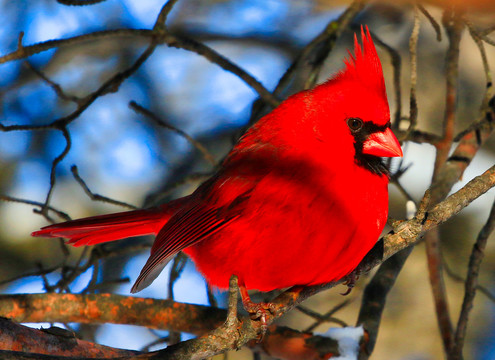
<box><xmin>347</xmin><ymin>117</ymin><xmax>363</xmax><ymax>132</ymax></box>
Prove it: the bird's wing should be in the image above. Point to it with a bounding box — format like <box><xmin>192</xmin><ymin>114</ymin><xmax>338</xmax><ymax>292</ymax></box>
<box><xmin>130</xmin><ymin>188</ymin><xmax>251</xmax><ymax>293</ymax></box>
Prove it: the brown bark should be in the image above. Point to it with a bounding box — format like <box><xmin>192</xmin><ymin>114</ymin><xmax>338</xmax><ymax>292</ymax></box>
<box><xmin>0</xmin><ymin>317</ymin><xmax>138</xmax><ymax>358</ymax></box>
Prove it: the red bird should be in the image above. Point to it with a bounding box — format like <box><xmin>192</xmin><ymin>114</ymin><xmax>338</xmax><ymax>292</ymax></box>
<box><xmin>33</xmin><ymin>27</ymin><xmax>402</xmax><ymax>295</ymax></box>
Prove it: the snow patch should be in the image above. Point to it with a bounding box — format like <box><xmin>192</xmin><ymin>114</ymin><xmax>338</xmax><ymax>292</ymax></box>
<box><xmin>319</xmin><ymin>326</ymin><xmax>364</xmax><ymax>360</ymax></box>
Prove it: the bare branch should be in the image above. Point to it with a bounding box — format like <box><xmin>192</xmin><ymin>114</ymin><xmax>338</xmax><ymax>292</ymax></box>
<box><xmin>297</xmin><ymin>299</ymin><xmax>351</xmax><ymax>330</ymax></box>
<box><xmin>465</xmin><ymin>19</ymin><xmax>493</xmax><ymax>108</ymax></box>
<box><xmin>24</xmin><ymin>62</ymin><xmax>83</xmax><ymax>104</ymax></box>
<box><xmin>167</xmin><ymin>35</ymin><xmax>279</xmax><ymax>107</ymax></box>
<box><xmin>0</xmin><ymin>29</ymin><xmax>153</xmax><ymax>64</ymax></box>
<box><xmin>71</xmin><ymin>165</ymin><xmax>138</xmax><ymax>210</ymax></box>
<box><xmin>451</xmin><ymin>200</ymin><xmax>495</xmax><ymax>359</ymax></box>
<box><xmin>302</xmin><ymin>0</ymin><xmax>365</xmax><ymax>90</ymax></box>
<box><xmin>168</xmin><ymin>252</ymin><xmax>187</xmax><ymax>300</ymax></box>
<box><xmin>0</xmin><ymin>263</ymin><xmax>63</xmax><ymax>287</ymax></box>
<box><xmin>0</xmin><ymin>293</ymin><xmax>226</xmax><ymax>334</ymax></box>
<box><xmin>0</xmin><ymin>292</ymin><xmax>343</xmax><ymax>360</ymax></box>
<box><xmin>443</xmin><ymin>258</ymin><xmax>495</xmax><ymax>303</ymax></box>
<box><xmin>0</xmin><ymin>195</ymin><xmax>70</xmax><ymax>221</ymax></box>
<box><xmin>418</xmin><ymin>4</ymin><xmax>442</xmax><ymax>41</ymax></box>
<box><xmin>0</xmin><ymin>317</ymin><xmax>138</xmax><ymax>358</ymax></box>
<box><xmin>43</xmin><ymin>127</ymin><xmax>72</xmax><ymax>216</ymax></box>
<box><xmin>154</xmin><ymin>0</ymin><xmax>181</xmax><ymax>31</ymax></box>
<box><xmin>129</xmin><ymin>101</ymin><xmax>218</xmax><ymax>166</ymax></box>
<box><xmin>408</xmin><ymin>5</ymin><xmax>420</xmax><ymax>132</ymax></box>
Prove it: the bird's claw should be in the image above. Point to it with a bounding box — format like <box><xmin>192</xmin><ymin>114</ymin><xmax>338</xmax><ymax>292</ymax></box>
<box><xmin>340</xmin><ymin>272</ymin><xmax>360</xmax><ymax>296</ymax></box>
<box><xmin>242</xmin><ymin>300</ymin><xmax>276</xmax><ymax>340</ymax></box>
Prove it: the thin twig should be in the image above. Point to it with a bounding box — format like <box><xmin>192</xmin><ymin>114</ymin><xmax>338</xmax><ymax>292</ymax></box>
<box><xmin>0</xmin><ymin>264</ymin><xmax>63</xmax><ymax>287</ymax></box>
<box><xmin>451</xmin><ymin>199</ymin><xmax>495</xmax><ymax>359</ymax></box>
<box><xmin>167</xmin><ymin>252</ymin><xmax>188</xmax><ymax>300</ymax></box>
<box><xmin>479</xmin><ymin>24</ymin><xmax>495</xmax><ymax>36</ymax></box>
<box><xmin>418</xmin><ymin>4</ymin><xmax>442</xmax><ymax>41</ymax></box>
<box><xmin>71</xmin><ymin>165</ymin><xmax>138</xmax><ymax>210</ymax></box>
<box><xmin>129</xmin><ymin>101</ymin><xmax>218</xmax><ymax>166</ymax></box>
<box><xmin>24</xmin><ymin>61</ymin><xmax>83</xmax><ymax>104</ymax></box>
<box><xmin>1</xmin><ymin>43</ymin><xmax>157</xmax><ymax>131</ymax></box>
<box><xmin>301</xmin><ymin>0</ymin><xmax>365</xmax><ymax>90</ymax></box>
<box><xmin>408</xmin><ymin>5</ymin><xmax>420</xmax><ymax>133</ymax></box>
<box><xmin>297</xmin><ymin>299</ymin><xmax>351</xmax><ymax>331</ymax></box>
<box><xmin>443</xmin><ymin>257</ymin><xmax>495</xmax><ymax>303</ymax></box>
<box><xmin>43</xmin><ymin>127</ymin><xmax>72</xmax><ymax>216</ymax></box>
<box><xmin>476</xmin><ymin>31</ymin><xmax>495</xmax><ymax>46</ymax></box>
<box><xmin>154</xmin><ymin>0</ymin><xmax>181</xmax><ymax>31</ymax></box>
<box><xmin>465</xmin><ymin>19</ymin><xmax>493</xmax><ymax>108</ymax></box>
<box><xmin>168</xmin><ymin>35</ymin><xmax>279</xmax><ymax>107</ymax></box>
<box><xmin>0</xmin><ymin>195</ymin><xmax>70</xmax><ymax>221</ymax></box>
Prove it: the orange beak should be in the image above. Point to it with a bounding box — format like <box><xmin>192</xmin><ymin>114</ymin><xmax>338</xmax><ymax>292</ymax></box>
<box><xmin>362</xmin><ymin>128</ymin><xmax>403</xmax><ymax>158</ymax></box>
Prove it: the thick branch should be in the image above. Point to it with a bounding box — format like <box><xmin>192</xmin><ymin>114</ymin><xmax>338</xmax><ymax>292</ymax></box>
<box><xmin>0</xmin><ymin>294</ymin><xmax>340</xmax><ymax>360</ymax></box>
<box><xmin>0</xmin><ymin>317</ymin><xmax>138</xmax><ymax>358</ymax></box>
<box><xmin>0</xmin><ymin>294</ymin><xmax>225</xmax><ymax>335</ymax></box>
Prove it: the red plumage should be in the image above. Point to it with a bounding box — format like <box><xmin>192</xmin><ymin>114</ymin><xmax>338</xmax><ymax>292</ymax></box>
<box><xmin>32</xmin><ymin>27</ymin><xmax>402</xmax><ymax>293</ymax></box>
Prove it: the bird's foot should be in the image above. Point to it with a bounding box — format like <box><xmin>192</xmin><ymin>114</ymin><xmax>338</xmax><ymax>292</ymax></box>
<box><xmin>341</xmin><ymin>272</ymin><xmax>360</xmax><ymax>296</ymax></box>
<box><xmin>238</xmin><ymin>281</ymin><xmax>276</xmax><ymax>340</ymax></box>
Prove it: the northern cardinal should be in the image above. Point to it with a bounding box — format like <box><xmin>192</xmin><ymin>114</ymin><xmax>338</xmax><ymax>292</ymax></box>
<box><xmin>32</xmin><ymin>27</ymin><xmax>402</xmax><ymax>295</ymax></box>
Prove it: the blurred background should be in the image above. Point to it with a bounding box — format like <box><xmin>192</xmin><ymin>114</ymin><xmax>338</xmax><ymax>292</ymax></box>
<box><xmin>0</xmin><ymin>0</ymin><xmax>494</xmax><ymax>359</ymax></box>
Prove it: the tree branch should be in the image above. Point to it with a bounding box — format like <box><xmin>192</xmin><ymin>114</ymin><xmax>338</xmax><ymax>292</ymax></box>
<box><xmin>450</xmin><ymin>199</ymin><xmax>495</xmax><ymax>359</ymax></box>
<box><xmin>0</xmin><ymin>317</ymin><xmax>138</xmax><ymax>358</ymax></box>
<box><xmin>0</xmin><ymin>292</ymin><xmax>341</xmax><ymax>360</ymax></box>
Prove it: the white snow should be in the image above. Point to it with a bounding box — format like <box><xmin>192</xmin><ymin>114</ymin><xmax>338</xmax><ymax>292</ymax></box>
<box><xmin>406</xmin><ymin>200</ymin><xmax>417</xmax><ymax>220</ymax></box>
<box><xmin>319</xmin><ymin>326</ymin><xmax>364</xmax><ymax>360</ymax></box>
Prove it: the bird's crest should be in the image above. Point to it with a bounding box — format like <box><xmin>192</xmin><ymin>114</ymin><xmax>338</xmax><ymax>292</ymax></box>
<box><xmin>335</xmin><ymin>26</ymin><xmax>386</xmax><ymax>96</ymax></box>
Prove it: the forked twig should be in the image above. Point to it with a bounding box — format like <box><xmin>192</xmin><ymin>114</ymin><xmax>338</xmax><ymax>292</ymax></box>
<box><xmin>71</xmin><ymin>165</ymin><xmax>138</xmax><ymax>210</ymax></box>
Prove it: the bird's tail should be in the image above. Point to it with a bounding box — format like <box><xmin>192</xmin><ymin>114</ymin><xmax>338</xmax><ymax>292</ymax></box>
<box><xmin>31</xmin><ymin>198</ymin><xmax>187</xmax><ymax>247</ymax></box>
